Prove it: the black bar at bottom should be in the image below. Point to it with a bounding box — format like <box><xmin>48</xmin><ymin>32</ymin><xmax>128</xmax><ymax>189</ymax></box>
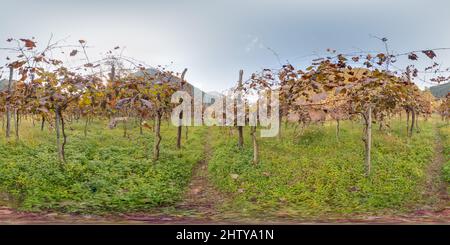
<box><xmin>0</xmin><ymin>225</ymin><xmax>448</xmax><ymax>243</ymax></box>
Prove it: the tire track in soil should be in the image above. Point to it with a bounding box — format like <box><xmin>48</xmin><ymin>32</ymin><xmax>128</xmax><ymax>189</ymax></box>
<box><xmin>337</xmin><ymin>125</ymin><xmax>449</xmax><ymax>224</ymax></box>
<box><xmin>174</xmin><ymin>127</ymin><xmax>226</xmax><ymax>217</ymax></box>
<box><xmin>407</xmin><ymin>125</ymin><xmax>449</xmax><ymax>220</ymax></box>
<box><xmin>0</xmin><ymin>128</ymin><xmax>227</xmax><ymax>224</ymax></box>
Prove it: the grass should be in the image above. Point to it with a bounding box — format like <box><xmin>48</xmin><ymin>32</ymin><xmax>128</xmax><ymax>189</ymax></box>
<box><xmin>0</xmin><ymin>116</ymin><xmax>447</xmax><ymax>218</ymax></box>
<box><xmin>0</xmin><ymin>119</ymin><xmax>206</xmax><ymax>213</ymax></box>
<box><xmin>208</xmin><ymin>118</ymin><xmax>443</xmax><ymax>218</ymax></box>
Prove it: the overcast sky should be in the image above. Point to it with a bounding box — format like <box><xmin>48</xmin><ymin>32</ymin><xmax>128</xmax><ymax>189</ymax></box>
<box><xmin>1</xmin><ymin>0</ymin><xmax>450</xmax><ymax>91</ymax></box>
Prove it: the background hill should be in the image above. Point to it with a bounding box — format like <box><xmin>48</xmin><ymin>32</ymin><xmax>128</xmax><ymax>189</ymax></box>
<box><xmin>0</xmin><ymin>79</ymin><xmax>7</xmax><ymax>91</ymax></box>
<box><xmin>429</xmin><ymin>82</ymin><xmax>450</xmax><ymax>98</ymax></box>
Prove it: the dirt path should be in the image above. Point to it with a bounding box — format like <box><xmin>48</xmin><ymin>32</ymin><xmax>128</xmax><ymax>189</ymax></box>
<box><xmin>0</xmin><ymin>128</ymin><xmax>226</xmax><ymax>224</ymax></box>
<box><xmin>331</xmin><ymin>124</ymin><xmax>449</xmax><ymax>224</ymax></box>
<box><xmin>422</xmin><ymin>127</ymin><xmax>449</xmax><ymax>210</ymax></box>
<box><xmin>174</xmin><ymin>128</ymin><xmax>226</xmax><ymax>216</ymax></box>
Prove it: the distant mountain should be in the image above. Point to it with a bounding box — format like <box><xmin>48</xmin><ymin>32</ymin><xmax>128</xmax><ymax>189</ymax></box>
<box><xmin>429</xmin><ymin>82</ymin><xmax>450</xmax><ymax>98</ymax></box>
<box><xmin>0</xmin><ymin>79</ymin><xmax>17</xmax><ymax>92</ymax></box>
<box><xmin>0</xmin><ymin>70</ymin><xmax>216</xmax><ymax>105</ymax></box>
<box><xmin>135</xmin><ymin>68</ymin><xmax>213</xmax><ymax>104</ymax></box>
<box><xmin>135</xmin><ymin>68</ymin><xmax>190</xmax><ymax>87</ymax></box>
<box><xmin>0</xmin><ymin>79</ymin><xmax>7</xmax><ymax>91</ymax></box>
